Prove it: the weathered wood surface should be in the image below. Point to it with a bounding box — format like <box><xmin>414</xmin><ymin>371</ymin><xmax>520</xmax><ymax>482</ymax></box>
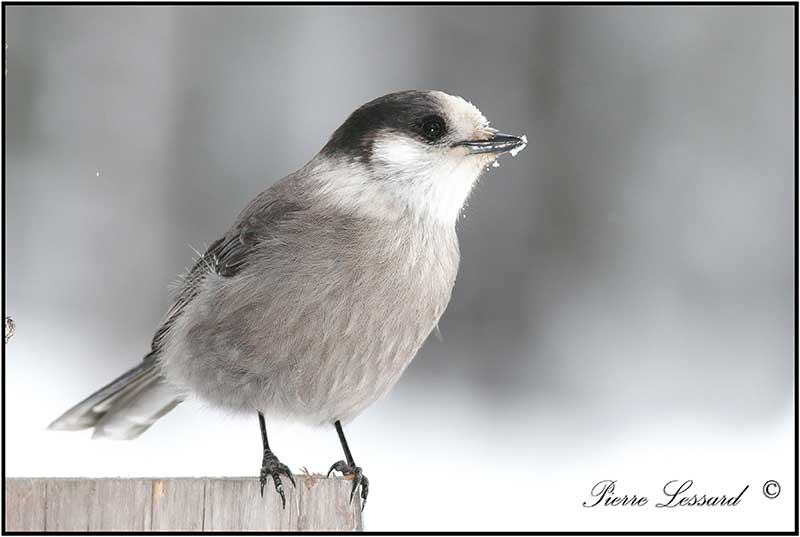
<box><xmin>5</xmin><ymin>477</ymin><xmax>363</xmax><ymax>532</ymax></box>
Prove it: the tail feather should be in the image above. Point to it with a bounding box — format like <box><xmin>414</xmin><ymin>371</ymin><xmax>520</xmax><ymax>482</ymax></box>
<box><xmin>48</xmin><ymin>361</ymin><xmax>181</xmax><ymax>440</ymax></box>
<box><xmin>93</xmin><ymin>378</ymin><xmax>181</xmax><ymax>440</ymax></box>
<box><xmin>89</xmin><ymin>366</ymin><xmax>160</xmax><ymax>415</ymax></box>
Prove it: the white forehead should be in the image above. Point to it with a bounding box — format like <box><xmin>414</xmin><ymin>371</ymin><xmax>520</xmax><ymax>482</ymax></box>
<box><xmin>430</xmin><ymin>91</ymin><xmax>490</xmax><ymax>135</ymax></box>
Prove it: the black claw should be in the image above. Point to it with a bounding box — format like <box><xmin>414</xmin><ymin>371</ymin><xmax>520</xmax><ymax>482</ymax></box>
<box><xmin>327</xmin><ymin>460</ymin><xmax>369</xmax><ymax>510</ymax></box>
<box><xmin>275</xmin><ymin>480</ymin><xmax>286</xmax><ymax>509</ymax></box>
<box><xmin>360</xmin><ymin>476</ymin><xmax>369</xmax><ymax>511</ymax></box>
<box><xmin>350</xmin><ymin>478</ymin><xmax>358</xmax><ymax>503</ymax></box>
<box><xmin>327</xmin><ymin>460</ymin><xmax>348</xmax><ymax>478</ymax></box>
<box><xmin>260</xmin><ymin>451</ymin><xmax>294</xmax><ymax>509</ymax></box>
<box><xmin>259</xmin><ymin>467</ymin><xmax>268</xmax><ymax>498</ymax></box>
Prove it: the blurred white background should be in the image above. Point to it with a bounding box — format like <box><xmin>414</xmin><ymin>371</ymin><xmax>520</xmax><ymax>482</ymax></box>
<box><xmin>4</xmin><ymin>5</ymin><xmax>795</xmax><ymax>531</ymax></box>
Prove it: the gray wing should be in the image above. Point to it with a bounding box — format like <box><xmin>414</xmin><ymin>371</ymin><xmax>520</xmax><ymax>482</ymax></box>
<box><xmin>146</xmin><ymin>191</ymin><xmax>302</xmax><ymax>361</ymax></box>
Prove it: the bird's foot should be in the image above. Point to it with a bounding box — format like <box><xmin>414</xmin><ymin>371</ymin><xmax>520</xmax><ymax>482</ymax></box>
<box><xmin>260</xmin><ymin>451</ymin><xmax>295</xmax><ymax>509</ymax></box>
<box><xmin>327</xmin><ymin>460</ymin><xmax>369</xmax><ymax>510</ymax></box>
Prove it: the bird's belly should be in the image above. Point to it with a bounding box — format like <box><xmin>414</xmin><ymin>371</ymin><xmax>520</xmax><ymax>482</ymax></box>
<box><xmin>260</xmin><ymin>335</ymin><xmax>422</xmax><ymax>424</ymax></box>
<box><xmin>159</xmin><ymin>254</ymin><xmax>455</xmax><ymax>424</ymax></box>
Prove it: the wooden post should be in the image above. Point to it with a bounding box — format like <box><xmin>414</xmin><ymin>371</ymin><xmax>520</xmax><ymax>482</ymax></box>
<box><xmin>4</xmin><ymin>477</ymin><xmax>363</xmax><ymax>532</ymax></box>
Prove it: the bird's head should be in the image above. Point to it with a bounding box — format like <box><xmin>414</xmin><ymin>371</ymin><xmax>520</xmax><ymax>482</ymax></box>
<box><xmin>308</xmin><ymin>90</ymin><xmax>527</xmax><ymax>225</ymax></box>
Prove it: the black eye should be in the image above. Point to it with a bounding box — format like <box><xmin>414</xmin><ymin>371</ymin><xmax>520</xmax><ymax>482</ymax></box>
<box><xmin>420</xmin><ymin>115</ymin><xmax>446</xmax><ymax>142</ymax></box>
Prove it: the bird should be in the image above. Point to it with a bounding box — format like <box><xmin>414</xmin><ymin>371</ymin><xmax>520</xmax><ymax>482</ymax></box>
<box><xmin>47</xmin><ymin>90</ymin><xmax>527</xmax><ymax>510</ymax></box>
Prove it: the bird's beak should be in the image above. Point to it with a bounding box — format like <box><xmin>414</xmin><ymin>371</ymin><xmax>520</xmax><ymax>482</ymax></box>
<box><xmin>457</xmin><ymin>133</ymin><xmax>527</xmax><ymax>155</ymax></box>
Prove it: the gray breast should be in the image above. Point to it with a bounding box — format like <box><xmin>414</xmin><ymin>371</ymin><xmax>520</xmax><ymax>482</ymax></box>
<box><xmin>158</xmin><ymin>211</ymin><xmax>459</xmax><ymax>425</ymax></box>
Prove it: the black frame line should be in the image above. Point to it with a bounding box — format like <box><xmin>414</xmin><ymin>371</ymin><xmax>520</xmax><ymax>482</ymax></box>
<box><xmin>0</xmin><ymin>2</ymin><xmax>796</xmax><ymax>535</ymax></box>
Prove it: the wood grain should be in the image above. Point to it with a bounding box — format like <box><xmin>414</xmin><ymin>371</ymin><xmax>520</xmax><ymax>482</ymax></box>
<box><xmin>298</xmin><ymin>474</ymin><xmax>363</xmax><ymax>531</ymax></box>
<box><xmin>45</xmin><ymin>479</ymin><xmax>96</xmax><ymax>531</ymax></box>
<box><xmin>89</xmin><ymin>478</ymin><xmax>153</xmax><ymax>531</ymax></box>
<box><xmin>203</xmin><ymin>477</ymin><xmax>299</xmax><ymax>531</ymax></box>
<box><xmin>4</xmin><ymin>477</ymin><xmax>363</xmax><ymax>532</ymax></box>
<box><xmin>4</xmin><ymin>478</ymin><xmax>46</xmax><ymax>532</ymax></box>
<box><xmin>150</xmin><ymin>478</ymin><xmax>206</xmax><ymax>531</ymax></box>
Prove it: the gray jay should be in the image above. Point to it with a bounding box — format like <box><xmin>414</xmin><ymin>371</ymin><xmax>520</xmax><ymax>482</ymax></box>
<box><xmin>48</xmin><ymin>90</ymin><xmax>527</xmax><ymax>509</ymax></box>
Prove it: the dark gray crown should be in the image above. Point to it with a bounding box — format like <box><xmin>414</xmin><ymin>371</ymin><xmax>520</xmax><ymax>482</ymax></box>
<box><xmin>322</xmin><ymin>91</ymin><xmax>445</xmax><ymax>161</ymax></box>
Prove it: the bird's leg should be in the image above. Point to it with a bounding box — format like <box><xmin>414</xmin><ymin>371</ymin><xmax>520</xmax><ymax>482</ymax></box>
<box><xmin>258</xmin><ymin>412</ymin><xmax>295</xmax><ymax>509</ymax></box>
<box><xmin>327</xmin><ymin>420</ymin><xmax>369</xmax><ymax>510</ymax></box>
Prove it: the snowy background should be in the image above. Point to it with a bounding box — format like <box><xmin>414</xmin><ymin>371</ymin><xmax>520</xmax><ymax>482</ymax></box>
<box><xmin>4</xmin><ymin>5</ymin><xmax>795</xmax><ymax>531</ymax></box>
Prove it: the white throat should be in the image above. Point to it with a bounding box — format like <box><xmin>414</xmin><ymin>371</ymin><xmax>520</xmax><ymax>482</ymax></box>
<box><xmin>370</xmin><ymin>136</ymin><xmax>488</xmax><ymax>224</ymax></box>
<box><xmin>304</xmin><ymin>148</ymin><xmax>489</xmax><ymax>226</ymax></box>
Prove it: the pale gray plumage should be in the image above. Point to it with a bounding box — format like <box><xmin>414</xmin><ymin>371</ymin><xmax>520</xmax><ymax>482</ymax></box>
<box><xmin>49</xmin><ymin>90</ymin><xmax>526</xmax><ymax>442</ymax></box>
